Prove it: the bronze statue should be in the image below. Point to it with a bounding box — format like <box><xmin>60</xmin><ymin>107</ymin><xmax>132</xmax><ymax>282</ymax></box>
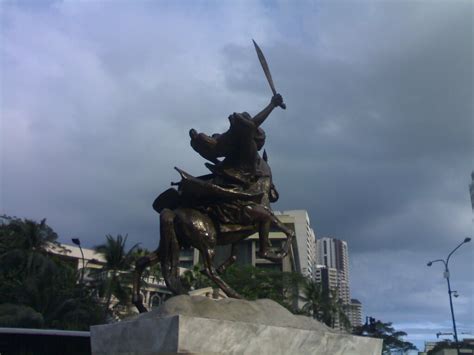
<box><xmin>133</xmin><ymin>41</ymin><xmax>290</xmax><ymax>313</ymax></box>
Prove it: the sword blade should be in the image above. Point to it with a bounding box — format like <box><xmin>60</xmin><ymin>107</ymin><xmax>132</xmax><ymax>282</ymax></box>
<box><xmin>253</xmin><ymin>39</ymin><xmax>277</xmax><ymax>95</ymax></box>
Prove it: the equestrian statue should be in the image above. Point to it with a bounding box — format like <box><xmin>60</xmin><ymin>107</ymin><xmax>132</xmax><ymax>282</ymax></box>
<box><xmin>132</xmin><ymin>41</ymin><xmax>291</xmax><ymax>313</ymax></box>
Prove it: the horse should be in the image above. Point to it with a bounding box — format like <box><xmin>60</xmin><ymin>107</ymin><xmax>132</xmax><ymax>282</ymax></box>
<box><xmin>132</xmin><ymin>154</ymin><xmax>295</xmax><ymax>313</ymax></box>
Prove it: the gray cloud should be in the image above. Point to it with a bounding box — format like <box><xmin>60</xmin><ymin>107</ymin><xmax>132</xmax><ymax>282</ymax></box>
<box><xmin>1</xmin><ymin>0</ymin><xmax>472</xmax><ymax>347</ymax></box>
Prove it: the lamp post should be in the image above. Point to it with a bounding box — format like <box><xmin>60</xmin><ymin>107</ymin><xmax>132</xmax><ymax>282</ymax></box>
<box><xmin>72</xmin><ymin>238</ymin><xmax>85</xmax><ymax>284</ymax></box>
<box><xmin>427</xmin><ymin>237</ymin><xmax>471</xmax><ymax>354</ymax></box>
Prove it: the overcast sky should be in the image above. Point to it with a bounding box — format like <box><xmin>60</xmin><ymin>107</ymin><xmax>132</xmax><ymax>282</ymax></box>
<box><xmin>1</xmin><ymin>0</ymin><xmax>472</xmax><ymax>349</ymax></box>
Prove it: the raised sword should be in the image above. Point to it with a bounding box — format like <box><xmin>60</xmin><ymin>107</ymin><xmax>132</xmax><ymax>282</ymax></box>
<box><xmin>252</xmin><ymin>39</ymin><xmax>286</xmax><ymax>109</ymax></box>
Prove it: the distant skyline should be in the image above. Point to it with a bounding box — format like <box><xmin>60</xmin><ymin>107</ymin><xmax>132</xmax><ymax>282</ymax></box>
<box><xmin>1</xmin><ymin>0</ymin><xmax>472</xmax><ymax>349</ymax></box>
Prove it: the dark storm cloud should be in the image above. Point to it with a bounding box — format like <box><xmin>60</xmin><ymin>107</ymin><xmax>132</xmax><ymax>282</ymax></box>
<box><xmin>264</xmin><ymin>4</ymin><xmax>473</xmax><ymax>341</ymax></box>
<box><xmin>1</xmin><ymin>0</ymin><xmax>472</xmax><ymax>347</ymax></box>
<box><xmin>217</xmin><ymin>1</ymin><xmax>474</xmax><ymax>343</ymax></box>
<box><xmin>221</xmin><ymin>3</ymin><xmax>473</xmax><ymax>254</ymax></box>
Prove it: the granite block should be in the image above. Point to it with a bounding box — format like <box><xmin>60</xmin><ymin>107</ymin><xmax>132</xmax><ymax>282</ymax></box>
<box><xmin>91</xmin><ymin>296</ymin><xmax>382</xmax><ymax>355</ymax></box>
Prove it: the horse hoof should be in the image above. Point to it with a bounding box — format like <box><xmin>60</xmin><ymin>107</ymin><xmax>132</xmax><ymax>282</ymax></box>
<box><xmin>135</xmin><ymin>303</ymin><xmax>149</xmax><ymax>313</ymax></box>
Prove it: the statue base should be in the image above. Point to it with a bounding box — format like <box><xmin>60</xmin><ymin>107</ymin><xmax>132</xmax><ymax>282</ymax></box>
<box><xmin>91</xmin><ymin>295</ymin><xmax>382</xmax><ymax>355</ymax></box>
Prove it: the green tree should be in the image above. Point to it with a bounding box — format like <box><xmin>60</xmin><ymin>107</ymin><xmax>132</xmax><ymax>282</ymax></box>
<box><xmin>93</xmin><ymin>234</ymin><xmax>139</xmax><ymax>313</ymax></box>
<box><xmin>181</xmin><ymin>264</ymin><xmax>304</xmax><ymax>311</ymax></box>
<box><xmin>223</xmin><ymin>264</ymin><xmax>303</xmax><ymax>310</ymax></box>
<box><xmin>0</xmin><ymin>216</ymin><xmax>106</xmax><ymax>330</ymax></box>
<box><xmin>0</xmin><ymin>216</ymin><xmax>59</xmax><ymax>277</ymax></box>
<box><xmin>300</xmin><ymin>279</ymin><xmax>351</xmax><ymax>330</ymax></box>
<box><xmin>353</xmin><ymin>319</ymin><xmax>417</xmax><ymax>354</ymax></box>
<box><xmin>181</xmin><ymin>264</ymin><xmax>214</xmax><ymax>291</ymax></box>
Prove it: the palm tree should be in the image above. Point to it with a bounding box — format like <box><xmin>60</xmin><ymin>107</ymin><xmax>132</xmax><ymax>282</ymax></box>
<box><xmin>0</xmin><ymin>216</ymin><xmax>59</xmax><ymax>277</ymax></box>
<box><xmin>94</xmin><ymin>234</ymin><xmax>139</xmax><ymax>313</ymax></box>
<box><xmin>0</xmin><ymin>216</ymin><xmax>106</xmax><ymax>330</ymax></box>
<box><xmin>300</xmin><ymin>279</ymin><xmax>351</xmax><ymax>330</ymax></box>
<box><xmin>353</xmin><ymin>319</ymin><xmax>417</xmax><ymax>354</ymax></box>
<box><xmin>0</xmin><ymin>216</ymin><xmax>59</xmax><ymax>307</ymax></box>
<box><xmin>300</xmin><ymin>279</ymin><xmax>325</xmax><ymax>318</ymax></box>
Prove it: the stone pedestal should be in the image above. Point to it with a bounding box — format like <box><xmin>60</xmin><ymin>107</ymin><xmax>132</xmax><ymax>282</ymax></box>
<box><xmin>91</xmin><ymin>295</ymin><xmax>382</xmax><ymax>355</ymax></box>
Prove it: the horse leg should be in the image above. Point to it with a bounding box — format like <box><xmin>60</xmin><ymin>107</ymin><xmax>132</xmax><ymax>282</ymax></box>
<box><xmin>268</xmin><ymin>213</ymin><xmax>295</xmax><ymax>257</ymax></box>
<box><xmin>256</xmin><ymin>220</ymin><xmax>288</xmax><ymax>262</ymax></box>
<box><xmin>256</xmin><ymin>220</ymin><xmax>272</xmax><ymax>258</ymax></box>
<box><xmin>245</xmin><ymin>205</ymin><xmax>295</xmax><ymax>262</ymax></box>
<box><xmin>132</xmin><ymin>221</ymin><xmax>164</xmax><ymax>313</ymax></box>
<box><xmin>201</xmin><ymin>246</ymin><xmax>242</xmax><ymax>299</ymax></box>
<box><xmin>132</xmin><ymin>252</ymin><xmax>159</xmax><ymax>313</ymax></box>
<box><xmin>159</xmin><ymin>208</ymin><xmax>185</xmax><ymax>295</ymax></box>
<box><xmin>172</xmin><ymin>208</ymin><xmax>242</xmax><ymax>298</ymax></box>
<box><xmin>217</xmin><ymin>243</ymin><xmax>238</xmax><ymax>274</ymax></box>
<box><xmin>161</xmin><ymin>236</ymin><xmax>185</xmax><ymax>295</ymax></box>
<box><xmin>168</xmin><ymin>224</ymin><xmax>185</xmax><ymax>294</ymax></box>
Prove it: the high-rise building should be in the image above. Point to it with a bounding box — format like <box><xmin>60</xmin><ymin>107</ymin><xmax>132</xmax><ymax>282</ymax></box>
<box><xmin>347</xmin><ymin>299</ymin><xmax>363</xmax><ymax>328</ymax></box>
<box><xmin>314</xmin><ymin>265</ymin><xmax>338</xmax><ymax>294</ymax></box>
<box><xmin>315</xmin><ymin>237</ymin><xmax>350</xmax><ymax>305</ymax></box>
<box><xmin>315</xmin><ymin>237</ymin><xmax>362</xmax><ymax>329</ymax></box>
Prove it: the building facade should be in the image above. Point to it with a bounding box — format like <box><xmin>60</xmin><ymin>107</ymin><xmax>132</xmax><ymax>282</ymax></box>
<box><xmin>282</xmin><ymin>210</ymin><xmax>317</xmax><ymax>278</ymax></box>
<box><xmin>314</xmin><ymin>237</ymin><xmax>362</xmax><ymax>329</ymax></box>
<box><xmin>347</xmin><ymin>299</ymin><xmax>363</xmax><ymax>328</ymax></box>
<box><xmin>47</xmin><ymin>242</ymin><xmax>172</xmax><ymax>313</ymax></box>
<box><xmin>315</xmin><ymin>237</ymin><xmax>350</xmax><ymax>305</ymax></box>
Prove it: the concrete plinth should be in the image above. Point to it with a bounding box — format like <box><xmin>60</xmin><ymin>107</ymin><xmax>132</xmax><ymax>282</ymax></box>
<box><xmin>91</xmin><ymin>295</ymin><xmax>382</xmax><ymax>355</ymax></box>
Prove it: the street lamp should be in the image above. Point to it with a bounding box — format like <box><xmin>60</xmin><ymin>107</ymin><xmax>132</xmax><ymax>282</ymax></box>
<box><xmin>427</xmin><ymin>237</ymin><xmax>471</xmax><ymax>353</ymax></box>
<box><xmin>72</xmin><ymin>238</ymin><xmax>85</xmax><ymax>283</ymax></box>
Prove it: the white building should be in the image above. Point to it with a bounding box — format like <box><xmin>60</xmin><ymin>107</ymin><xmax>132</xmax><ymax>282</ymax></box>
<box><xmin>315</xmin><ymin>237</ymin><xmax>350</xmax><ymax>305</ymax></box>
<box><xmin>282</xmin><ymin>210</ymin><xmax>317</xmax><ymax>279</ymax></box>
<box><xmin>315</xmin><ymin>237</ymin><xmax>363</xmax><ymax>329</ymax></box>
<box><xmin>46</xmin><ymin>242</ymin><xmax>105</xmax><ymax>275</ymax></box>
<box><xmin>347</xmin><ymin>299</ymin><xmax>363</xmax><ymax>328</ymax></box>
<box><xmin>47</xmin><ymin>242</ymin><xmax>171</xmax><ymax>312</ymax></box>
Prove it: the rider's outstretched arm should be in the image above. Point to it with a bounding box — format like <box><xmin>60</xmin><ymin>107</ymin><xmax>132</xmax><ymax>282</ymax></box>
<box><xmin>252</xmin><ymin>94</ymin><xmax>283</xmax><ymax>127</ymax></box>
